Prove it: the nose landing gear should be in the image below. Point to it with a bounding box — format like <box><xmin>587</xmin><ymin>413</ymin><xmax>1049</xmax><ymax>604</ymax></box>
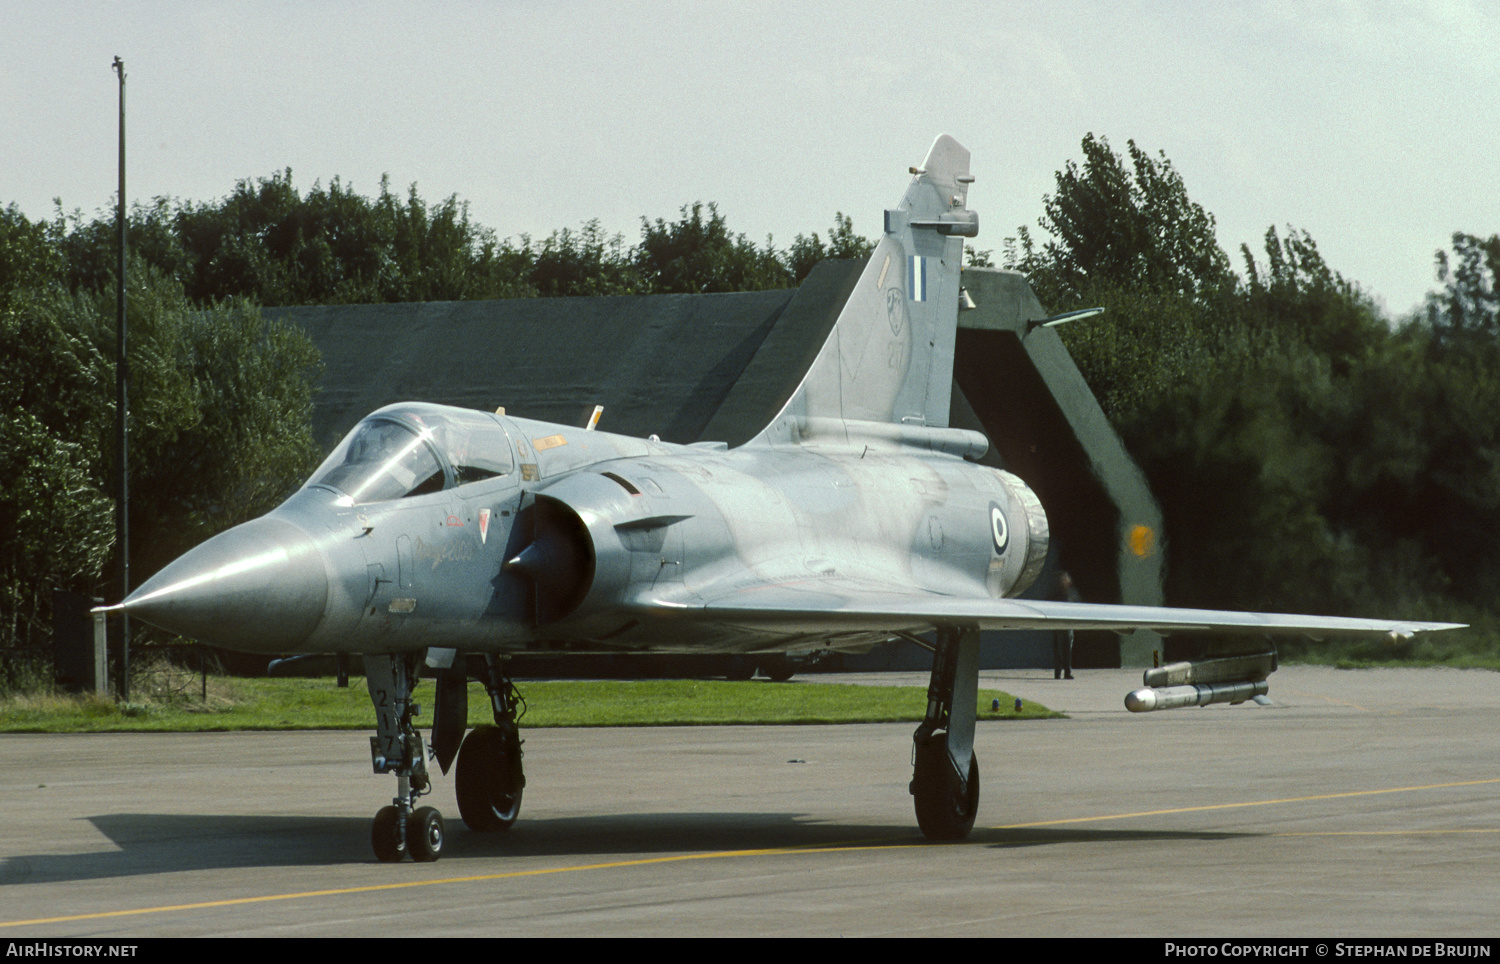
<box><xmin>365</xmin><ymin>654</ymin><xmax>442</xmax><ymax>862</ymax></box>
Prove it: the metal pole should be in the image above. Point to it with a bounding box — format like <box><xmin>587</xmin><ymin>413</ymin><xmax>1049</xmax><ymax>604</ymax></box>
<box><xmin>112</xmin><ymin>56</ymin><xmax>130</xmax><ymax>700</ymax></box>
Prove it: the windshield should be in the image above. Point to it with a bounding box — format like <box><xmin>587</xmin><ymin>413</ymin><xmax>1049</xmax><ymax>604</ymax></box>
<box><xmin>311</xmin><ymin>418</ymin><xmax>445</xmax><ymax>504</ymax></box>
<box><xmin>308</xmin><ymin>404</ymin><xmax>516</xmax><ymax>504</ymax></box>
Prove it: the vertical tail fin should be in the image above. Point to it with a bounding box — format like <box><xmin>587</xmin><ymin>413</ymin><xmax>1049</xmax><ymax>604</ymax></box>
<box><xmin>756</xmin><ymin>135</ymin><xmax>976</xmax><ymax>443</ymax></box>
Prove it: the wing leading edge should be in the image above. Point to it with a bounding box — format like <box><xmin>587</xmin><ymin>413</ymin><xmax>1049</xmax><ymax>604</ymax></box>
<box><xmin>647</xmin><ymin>584</ymin><xmax>1463</xmax><ymax>640</ymax></box>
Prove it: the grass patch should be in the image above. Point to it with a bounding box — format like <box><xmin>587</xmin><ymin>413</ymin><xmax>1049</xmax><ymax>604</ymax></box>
<box><xmin>0</xmin><ymin>677</ymin><xmax>1060</xmax><ymax>733</ymax></box>
<box><xmin>508</xmin><ymin>680</ymin><xmax>1059</xmax><ymax>727</ymax></box>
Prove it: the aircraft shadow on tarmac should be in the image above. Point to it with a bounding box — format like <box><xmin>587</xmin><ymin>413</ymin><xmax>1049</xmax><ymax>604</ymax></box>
<box><xmin>0</xmin><ymin>813</ymin><xmax>1257</xmax><ymax>886</ymax></box>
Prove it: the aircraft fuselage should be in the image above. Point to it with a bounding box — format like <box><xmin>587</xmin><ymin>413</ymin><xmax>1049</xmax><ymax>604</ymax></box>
<box><xmin>130</xmin><ymin>402</ymin><xmax>1049</xmax><ymax>657</ymax></box>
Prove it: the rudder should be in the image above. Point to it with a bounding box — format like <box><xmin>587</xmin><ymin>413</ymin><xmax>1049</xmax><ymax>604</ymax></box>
<box><xmin>754</xmin><ymin>134</ymin><xmax>977</xmax><ymax>444</ymax></box>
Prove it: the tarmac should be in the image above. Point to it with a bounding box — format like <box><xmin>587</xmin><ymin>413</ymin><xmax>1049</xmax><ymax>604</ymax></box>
<box><xmin>2</xmin><ymin>665</ymin><xmax>1497</xmax><ymax>937</ymax></box>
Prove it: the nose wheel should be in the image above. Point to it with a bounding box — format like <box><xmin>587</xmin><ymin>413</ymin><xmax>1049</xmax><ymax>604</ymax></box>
<box><xmin>371</xmin><ymin>803</ymin><xmax>446</xmax><ymax>863</ymax></box>
<box><xmin>371</xmin><ymin>805</ymin><xmax>407</xmax><ymax>863</ymax></box>
<box><xmin>407</xmin><ymin>806</ymin><xmax>445</xmax><ymax>862</ymax></box>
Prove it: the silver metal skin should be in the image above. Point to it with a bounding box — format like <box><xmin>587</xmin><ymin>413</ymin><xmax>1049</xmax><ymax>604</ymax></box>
<box><xmin>109</xmin><ymin>136</ymin><xmax>1464</xmax><ymax>859</ymax></box>
<box><xmin>1142</xmin><ymin>652</ymin><xmax>1277</xmax><ymax>689</ymax></box>
<box><xmin>1125</xmin><ymin>680</ymin><xmax>1272</xmax><ymax>713</ymax></box>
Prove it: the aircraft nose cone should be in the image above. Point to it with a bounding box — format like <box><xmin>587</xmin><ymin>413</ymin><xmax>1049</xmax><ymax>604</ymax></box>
<box><xmin>121</xmin><ymin>516</ymin><xmax>329</xmax><ymax>652</ymax></box>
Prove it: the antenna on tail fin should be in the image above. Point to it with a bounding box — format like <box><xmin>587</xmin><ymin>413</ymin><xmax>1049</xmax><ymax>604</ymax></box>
<box><xmin>753</xmin><ymin>135</ymin><xmax>977</xmax><ymax>445</ymax></box>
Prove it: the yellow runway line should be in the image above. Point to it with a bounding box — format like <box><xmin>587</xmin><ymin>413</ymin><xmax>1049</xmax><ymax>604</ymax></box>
<box><xmin>994</xmin><ymin>777</ymin><xmax>1500</xmax><ymax>829</ymax></box>
<box><xmin>6</xmin><ymin>776</ymin><xmax>1497</xmax><ymax>929</ymax></box>
<box><xmin>0</xmin><ymin>840</ymin><xmax>919</xmax><ymax>929</ymax></box>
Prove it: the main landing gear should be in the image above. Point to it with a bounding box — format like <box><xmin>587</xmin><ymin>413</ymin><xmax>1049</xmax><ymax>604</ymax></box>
<box><xmin>363</xmin><ymin>653</ymin><xmax>526</xmax><ymax>863</ymax></box>
<box><xmin>910</xmin><ymin>625</ymin><xmax>981</xmax><ymax>840</ymax></box>
<box><xmin>455</xmin><ymin>655</ymin><xmax>526</xmax><ymax>833</ymax></box>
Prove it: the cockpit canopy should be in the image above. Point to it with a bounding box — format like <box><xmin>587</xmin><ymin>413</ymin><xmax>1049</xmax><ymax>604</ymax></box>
<box><xmin>307</xmin><ymin>403</ymin><xmax>516</xmax><ymax>504</ymax></box>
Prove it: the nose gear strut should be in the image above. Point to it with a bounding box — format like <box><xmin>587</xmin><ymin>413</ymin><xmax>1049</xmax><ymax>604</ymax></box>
<box><xmin>365</xmin><ymin>654</ymin><xmax>443</xmax><ymax>862</ymax></box>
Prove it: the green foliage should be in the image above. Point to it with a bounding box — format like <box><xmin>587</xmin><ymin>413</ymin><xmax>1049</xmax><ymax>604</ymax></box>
<box><xmin>0</xmin><ymin>411</ymin><xmax>115</xmax><ymax>685</ymax></box>
<box><xmin>0</xmin><ymin>205</ymin><xmax>67</xmax><ymax>303</ymax></box>
<box><xmin>1426</xmin><ymin>231</ymin><xmax>1499</xmax><ymax>341</ymax></box>
<box><xmin>525</xmin><ymin>220</ymin><xmax>645</xmax><ymax>296</ymax></box>
<box><xmin>115</xmin><ymin>274</ymin><xmax>325</xmax><ymax>577</ymax></box>
<box><xmin>1130</xmin><ymin>252</ymin><xmax>1500</xmax><ymax>622</ymax></box>
<box><xmin>60</xmin><ymin>173</ymin><xmax>537</xmax><ymax>307</ymax></box>
<box><xmin>52</xmin><ymin>176</ymin><xmax>878</xmax><ymax>307</ymax></box>
<box><xmin>0</xmin><ymin>278</ymin><xmax>117</xmax><ymax>685</ymax></box>
<box><xmin>636</xmin><ymin>202</ymin><xmax>793</xmax><ymax>294</ymax></box>
<box><xmin>1239</xmin><ymin>227</ymin><xmax>1387</xmax><ymax>363</ymax></box>
<box><xmin>785</xmin><ymin>213</ymin><xmax>876</xmax><ymax>283</ymax></box>
<box><xmin>1016</xmin><ymin>134</ymin><xmax>1500</xmax><ymax>658</ymax></box>
<box><xmin>1055</xmin><ymin>281</ymin><xmax>1223</xmax><ymax>424</ymax></box>
<box><xmin>964</xmin><ymin>247</ymin><xmax>995</xmax><ymax>268</ymax></box>
<box><xmin>0</xmin><ymin>254</ymin><xmax>322</xmax><ymax>674</ymax></box>
<box><xmin>1010</xmin><ymin>134</ymin><xmax>1233</xmax><ymax>306</ymax></box>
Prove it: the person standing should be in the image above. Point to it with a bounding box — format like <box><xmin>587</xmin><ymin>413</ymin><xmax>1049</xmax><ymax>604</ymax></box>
<box><xmin>1050</xmin><ymin>570</ymin><xmax>1080</xmax><ymax>680</ymax></box>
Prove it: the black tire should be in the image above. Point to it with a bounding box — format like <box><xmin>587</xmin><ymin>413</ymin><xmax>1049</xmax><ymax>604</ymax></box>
<box><xmin>408</xmin><ymin>806</ymin><xmax>444</xmax><ymax>862</ymax></box>
<box><xmin>761</xmin><ymin>657</ymin><xmax>796</xmax><ymax>682</ymax></box>
<box><xmin>722</xmin><ymin>658</ymin><xmax>755</xmax><ymax>681</ymax></box>
<box><xmin>911</xmin><ymin>735</ymin><xmax>979</xmax><ymax>841</ymax></box>
<box><xmin>456</xmin><ymin>725</ymin><xmax>523</xmax><ymax>832</ymax></box>
<box><xmin>372</xmin><ymin>805</ymin><xmax>406</xmax><ymax>862</ymax></box>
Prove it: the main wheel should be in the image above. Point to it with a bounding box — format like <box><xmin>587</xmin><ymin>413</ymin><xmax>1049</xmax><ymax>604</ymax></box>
<box><xmin>372</xmin><ymin>805</ymin><xmax>407</xmax><ymax>862</ymax></box>
<box><xmin>722</xmin><ymin>657</ymin><xmax>755</xmax><ymax>681</ymax></box>
<box><xmin>911</xmin><ymin>735</ymin><xmax>980</xmax><ymax>841</ymax></box>
<box><xmin>455</xmin><ymin>725</ymin><xmax>523</xmax><ymax>832</ymax></box>
<box><xmin>761</xmin><ymin>657</ymin><xmax>796</xmax><ymax>682</ymax></box>
<box><xmin>408</xmin><ymin>806</ymin><xmax>444</xmax><ymax>862</ymax></box>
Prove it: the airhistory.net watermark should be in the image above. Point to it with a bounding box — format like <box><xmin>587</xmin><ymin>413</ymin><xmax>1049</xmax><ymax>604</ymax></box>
<box><xmin>6</xmin><ymin>945</ymin><xmax>138</xmax><ymax>957</ymax></box>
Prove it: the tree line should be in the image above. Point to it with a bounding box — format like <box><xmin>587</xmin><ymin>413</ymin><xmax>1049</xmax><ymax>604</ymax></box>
<box><xmin>50</xmin><ymin>171</ymin><xmax>875</xmax><ymax>307</ymax></box>
<box><xmin>3</xmin><ymin>143</ymin><xmax>1495</xmax><ymax>684</ymax></box>
<box><xmin>1005</xmin><ymin>134</ymin><xmax>1499</xmax><ymax>661</ymax></box>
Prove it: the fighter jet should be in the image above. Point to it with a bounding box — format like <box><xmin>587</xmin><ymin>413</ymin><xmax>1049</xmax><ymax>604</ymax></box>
<box><xmin>110</xmin><ymin>135</ymin><xmax>1462</xmax><ymax>862</ymax></box>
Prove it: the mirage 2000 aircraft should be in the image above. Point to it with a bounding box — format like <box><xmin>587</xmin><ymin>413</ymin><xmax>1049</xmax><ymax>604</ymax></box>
<box><xmin>110</xmin><ymin>135</ymin><xmax>1462</xmax><ymax>862</ymax></box>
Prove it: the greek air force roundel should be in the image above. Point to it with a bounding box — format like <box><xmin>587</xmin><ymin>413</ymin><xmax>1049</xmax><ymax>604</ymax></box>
<box><xmin>989</xmin><ymin>503</ymin><xmax>1008</xmax><ymax>555</ymax></box>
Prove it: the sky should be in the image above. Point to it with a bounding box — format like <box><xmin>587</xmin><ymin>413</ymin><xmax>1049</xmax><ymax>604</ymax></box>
<box><xmin>3</xmin><ymin>0</ymin><xmax>1496</xmax><ymax>318</ymax></box>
